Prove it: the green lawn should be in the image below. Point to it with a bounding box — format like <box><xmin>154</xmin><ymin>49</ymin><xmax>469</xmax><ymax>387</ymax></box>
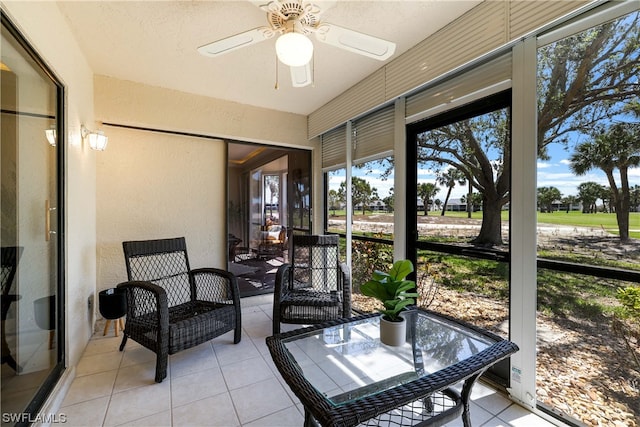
<box><xmin>444</xmin><ymin>209</ymin><xmax>639</xmax><ymax>228</ymax></box>
<box><xmin>537</xmin><ymin>210</ymin><xmax>639</xmax><ymax>226</ymax></box>
<box><xmin>329</xmin><ymin>209</ymin><xmax>640</xmax><ymax>238</ymax></box>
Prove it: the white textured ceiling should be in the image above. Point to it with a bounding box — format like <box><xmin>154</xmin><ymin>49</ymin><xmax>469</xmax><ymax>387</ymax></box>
<box><xmin>57</xmin><ymin>0</ymin><xmax>481</xmax><ymax>116</ymax></box>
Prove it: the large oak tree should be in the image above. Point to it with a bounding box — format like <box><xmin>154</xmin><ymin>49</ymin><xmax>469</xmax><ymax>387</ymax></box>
<box><xmin>417</xmin><ymin>11</ymin><xmax>639</xmax><ymax>245</ymax></box>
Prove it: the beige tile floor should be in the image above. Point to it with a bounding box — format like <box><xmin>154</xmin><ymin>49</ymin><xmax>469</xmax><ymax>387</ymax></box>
<box><xmin>58</xmin><ymin>294</ymin><xmax>560</xmax><ymax>427</ymax></box>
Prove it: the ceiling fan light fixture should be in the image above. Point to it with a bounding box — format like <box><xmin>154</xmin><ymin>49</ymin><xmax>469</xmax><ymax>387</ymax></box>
<box><xmin>275</xmin><ymin>32</ymin><xmax>313</xmax><ymax>67</ymax></box>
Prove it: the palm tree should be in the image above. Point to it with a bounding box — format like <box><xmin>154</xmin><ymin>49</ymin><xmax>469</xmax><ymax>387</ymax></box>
<box><xmin>436</xmin><ymin>169</ymin><xmax>467</xmax><ymax>216</ymax></box>
<box><xmin>630</xmin><ymin>185</ymin><xmax>640</xmax><ymax>212</ymax></box>
<box><xmin>537</xmin><ymin>186</ymin><xmax>562</xmax><ymax>213</ymax></box>
<box><xmin>561</xmin><ymin>195</ymin><xmax>578</xmax><ymax>213</ymax></box>
<box><xmin>576</xmin><ymin>182</ymin><xmax>604</xmax><ymax>214</ymax></box>
<box><xmin>265</xmin><ymin>175</ymin><xmax>279</xmax><ymax>219</ymax></box>
<box><xmin>569</xmin><ymin>123</ymin><xmax>640</xmax><ymax>240</ymax></box>
<box><xmin>417</xmin><ymin>183</ymin><xmax>439</xmax><ymax>216</ymax></box>
<box><xmin>328</xmin><ymin>189</ymin><xmax>339</xmax><ymax>216</ymax></box>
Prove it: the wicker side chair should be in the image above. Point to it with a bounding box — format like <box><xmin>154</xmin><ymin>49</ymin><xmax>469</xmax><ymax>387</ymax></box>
<box><xmin>1</xmin><ymin>246</ymin><xmax>22</xmax><ymax>372</ymax></box>
<box><xmin>118</xmin><ymin>237</ymin><xmax>241</xmax><ymax>382</ymax></box>
<box><xmin>272</xmin><ymin>234</ymin><xmax>351</xmax><ymax>334</ymax></box>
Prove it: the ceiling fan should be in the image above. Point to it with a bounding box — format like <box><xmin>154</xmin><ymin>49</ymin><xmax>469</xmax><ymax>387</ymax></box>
<box><xmin>197</xmin><ymin>0</ymin><xmax>396</xmax><ymax>88</ymax></box>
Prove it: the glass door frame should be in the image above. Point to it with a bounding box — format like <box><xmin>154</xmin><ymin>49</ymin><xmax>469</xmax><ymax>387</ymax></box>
<box><xmin>1</xmin><ymin>11</ymin><xmax>66</xmax><ymax>420</ymax></box>
<box><xmin>405</xmin><ymin>90</ymin><xmax>513</xmax><ymax>387</ymax></box>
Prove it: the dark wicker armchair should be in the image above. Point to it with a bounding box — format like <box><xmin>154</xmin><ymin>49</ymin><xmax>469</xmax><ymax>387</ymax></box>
<box><xmin>272</xmin><ymin>234</ymin><xmax>350</xmax><ymax>334</ymax></box>
<box><xmin>118</xmin><ymin>237</ymin><xmax>241</xmax><ymax>382</ymax></box>
<box><xmin>1</xmin><ymin>246</ymin><xmax>22</xmax><ymax>372</ymax></box>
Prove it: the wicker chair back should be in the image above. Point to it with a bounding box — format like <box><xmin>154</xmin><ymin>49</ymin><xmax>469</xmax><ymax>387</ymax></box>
<box><xmin>272</xmin><ymin>234</ymin><xmax>351</xmax><ymax>334</ymax></box>
<box><xmin>123</xmin><ymin>238</ymin><xmax>192</xmax><ymax>308</ymax></box>
<box><xmin>118</xmin><ymin>237</ymin><xmax>242</xmax><ymax>382</ymax></box>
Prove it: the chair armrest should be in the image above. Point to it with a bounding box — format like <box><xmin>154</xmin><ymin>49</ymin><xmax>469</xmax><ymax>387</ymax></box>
<box><xmin>274</xmin><ymin>263</ymin><xmax>291</xmax><ymax>298</ymax></box>
<box><xmin>117</xmin><ymin>280</ymin><xmax>169</xmax><ymax>331</ymax></box>
<box><xmin>339</xmin><ymin>263</ymin><xmax>351</xmax><ymax>315</ymax></box>
<box><xmin>190</xmin><ymin>267</ymin><xmax>241</xmax><ymax>304</ymax></box>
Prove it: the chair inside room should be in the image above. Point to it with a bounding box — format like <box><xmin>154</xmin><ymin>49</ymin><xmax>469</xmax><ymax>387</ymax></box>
<box><xmin>118</xmin><ymin>237</ymin><xmax>241</xmax><ymax>382</ymax></box>
<box><xmin>1</xmin><ymin>246</ymin><xmax>22</xmax><ymax>372</ymax></box>
<box><xmin>257</xmin><ymin>224</ymin><xmax>287</xmax><ymax>260</ymax></box>
<box><xmin>272</xmin><ymin>234</ymin><xmax>350</xmax><ymax>334</ymax></box>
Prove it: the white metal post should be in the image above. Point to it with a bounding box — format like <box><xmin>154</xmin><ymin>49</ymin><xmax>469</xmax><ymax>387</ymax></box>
<box><xmin>346</xmin><ymin>121</ymin><xmax>353</xmax><ymax>270</ymax></box>
<box><xmin>393</xmin><ymin>98</ymin><xmax>406</xmax><ymax>261</ymax></box>
<box><xmin>509</xmin><ymin>37</ymin><xmax>538</xmax><ymax>410</ymax></box>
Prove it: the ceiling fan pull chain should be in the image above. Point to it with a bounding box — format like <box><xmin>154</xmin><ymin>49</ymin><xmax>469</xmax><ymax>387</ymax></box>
<box><xmin>275</xmin><ymin>53</ymin><xmax>279</xmax><ymax>90</ymax></box>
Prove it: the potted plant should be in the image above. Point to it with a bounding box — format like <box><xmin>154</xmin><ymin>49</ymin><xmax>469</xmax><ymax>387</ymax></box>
<box><xmin>360</xmin><ymin>260</ymin><xmax>419</xmax><ymax>346</ymax></box>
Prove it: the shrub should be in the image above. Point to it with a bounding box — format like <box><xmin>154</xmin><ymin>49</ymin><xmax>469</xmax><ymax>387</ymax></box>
<box><xmin>617</xmin><ymin>286</ymin><xmax>640</xmax><ymax>321</ymax></box>
<box><xmin>613</xmin><ymin>286</ymin><xmax>640</xmax><ymax>372</ymax></box>
<box><xmin>351</xmin><ymin>237</ymin><xmax>394</xmax><ymax>293</ymax></box>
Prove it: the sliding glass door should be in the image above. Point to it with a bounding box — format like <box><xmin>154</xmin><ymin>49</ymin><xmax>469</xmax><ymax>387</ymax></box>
<box><xmin>228</xmin><ymin>144</ymin><xmax>310</xmax><ymax>298</ymax></box>
<box><xmin>406</xmin><ymin>91</ymin><xmax>512</xmax><ymax>385</ymax></box>
<box><xmin>1</xmin><ymin>13</ymin><xmax>65</xmax><ymax>424</ymax></box>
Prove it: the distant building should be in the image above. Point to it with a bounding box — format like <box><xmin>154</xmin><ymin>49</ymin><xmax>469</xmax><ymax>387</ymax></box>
<box><xmin>354</xmin><ymin>201</ymin><xmax>387</xmax><ymax>212</ymax></box>
<box><xmin>445</xmin><ymin>198</ymin><xmax>467</xmax><ymax>212</ymax></box>
<box><xmin>369</xmin><ymin>200</ymin><xmax>386</xmax><ymax>211</ymax></box>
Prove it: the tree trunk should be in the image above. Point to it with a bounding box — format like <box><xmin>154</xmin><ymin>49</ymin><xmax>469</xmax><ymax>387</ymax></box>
<box><xmin>471</xmin><ymin>194</ymin><xmax>503</xmax><ymax>246</ymax></box>
<box><xmin>441</xmin><ymin>187</ymin><xmax>453</xmax><ymax>216</ymax></box>
<box><xmin>607</xmin><ymin>168</ymin><xmax>629</xmax><ymax>241</ymax></box>
<box><xmin>467</xmin><ymin>181</ymin><xmax>472</xmax><ymax>219</ymax></box>
<box><xmin>616</xmin><ymin>204</ymin><xmax>629</xmax><ymax>240</ymax></box>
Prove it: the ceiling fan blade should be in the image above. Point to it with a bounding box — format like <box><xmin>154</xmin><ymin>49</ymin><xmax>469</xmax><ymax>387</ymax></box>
<box><xmin>197</xmin><ymin>28</ymin><xmax>272</xmax><ymax>58</ymax></box>
<box><xmin>247</xmin><ymin>0</ymin><xmax>271</xmax><ymax>11</ymax></box>
<box><xmin>290</xmin><ymin>63</ymin><xmax>312</xmax><ymax>88</ymax></box>
<box><xmin>315</xmin><ymin>23</ymin><xmax>396</xmax><ymax>61</ymax></box>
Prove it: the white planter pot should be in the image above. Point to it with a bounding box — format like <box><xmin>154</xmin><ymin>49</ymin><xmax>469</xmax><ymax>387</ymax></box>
<box><xmin>379</xmin><ymin>315</ymin><xmax>406</xmax><ymax>346</ymax></box>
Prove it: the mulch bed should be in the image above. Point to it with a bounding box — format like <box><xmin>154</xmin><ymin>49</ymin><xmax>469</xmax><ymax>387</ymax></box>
<box><xmin>352</xmin><ymin>285</ymin><xmax>639</xmax><ymax>427</ymax></box>
<box><xmin>344</xmin><ymin>214</ymin><xmax>640</xmax><ymax>426</ymax></box>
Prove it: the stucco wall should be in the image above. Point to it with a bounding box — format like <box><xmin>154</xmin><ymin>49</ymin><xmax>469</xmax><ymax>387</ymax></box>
<box><xmin>93</xmin><ymin>76</ymin><xmax>319</xmax><ymax>298</ymax></box>
<box><xmin>1</xmin><ymin>0</ymin><xmax>97</xmax><ymax>370</ymax></box>
<box><xmin>94</xmin><ymin>75</ymin><xmax>310</xmax><ymax>147</ymax></box>
<box><xmin>95</xmin><ymin>127</ymin><xmax>225</xmax><ymax>291</ymax></box>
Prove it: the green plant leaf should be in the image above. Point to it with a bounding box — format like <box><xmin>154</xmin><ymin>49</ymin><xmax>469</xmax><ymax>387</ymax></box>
<box><xmin>361</xmin><ymin>280</ymin><xmax>391</xmax><ymax>301</ymax></box>
<box><xmin>394</xmin><ymin>298</ymin><xmax>415</xmax><ymax>312</ymax></box>
<box><xmin>389</xmin><ymin>260</ymin><xmax>413</xmax><ymax>281</ymax></box>
<box><xmin>371</xmin><ymin>270</ymin><xmax>389</xmax><ymax>281</ymax></box>
<box><xmin>361</xmin><ymin>259</ymin><xmax>418</xmax><ymax>320</ymax></box>
<box><xmin>395</xmin><ymin>281</ymin><xmax>416</xmax><ymax>294</ymax></box>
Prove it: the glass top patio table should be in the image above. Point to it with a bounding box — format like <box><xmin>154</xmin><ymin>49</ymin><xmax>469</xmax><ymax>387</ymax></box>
<box><xmin>266</xmin><ymin>308</ymin><xmax>519</xmax><ymax>427</ymax></box>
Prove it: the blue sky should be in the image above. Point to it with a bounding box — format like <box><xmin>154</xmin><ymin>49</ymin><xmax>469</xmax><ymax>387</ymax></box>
<box><xmin>539</xmin><ymin>140</ymin><xmax>640</xmax><ymax>200</ymax></box>
<box><xmin>328</xmin><ymin>141</ymin><xmax>640</xmax><ymax>203</ymax></box>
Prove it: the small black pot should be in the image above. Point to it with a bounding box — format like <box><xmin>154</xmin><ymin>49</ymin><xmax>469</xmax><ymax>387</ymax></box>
<box><xmin>98</xmin><ymin>288</ymin><xmax>127</xmax><ymax>319</ymax></box>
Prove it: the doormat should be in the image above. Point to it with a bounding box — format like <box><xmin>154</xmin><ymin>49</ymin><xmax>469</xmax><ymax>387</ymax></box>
<box><xmin>229</xmin><ymin>258</ymin><xmax>282</xmax><ymax>298</ymax></box>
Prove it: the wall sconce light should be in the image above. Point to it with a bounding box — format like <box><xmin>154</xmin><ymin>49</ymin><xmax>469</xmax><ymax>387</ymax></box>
<box><xmin>45</xmin><ymin>126</ymin><xmax>57</xmax><ymax>146</ymax></box>
<box><xmin>81</xmin><ymin>125</ymin><xmax>108</xmax><ymax>151</ymax></box>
